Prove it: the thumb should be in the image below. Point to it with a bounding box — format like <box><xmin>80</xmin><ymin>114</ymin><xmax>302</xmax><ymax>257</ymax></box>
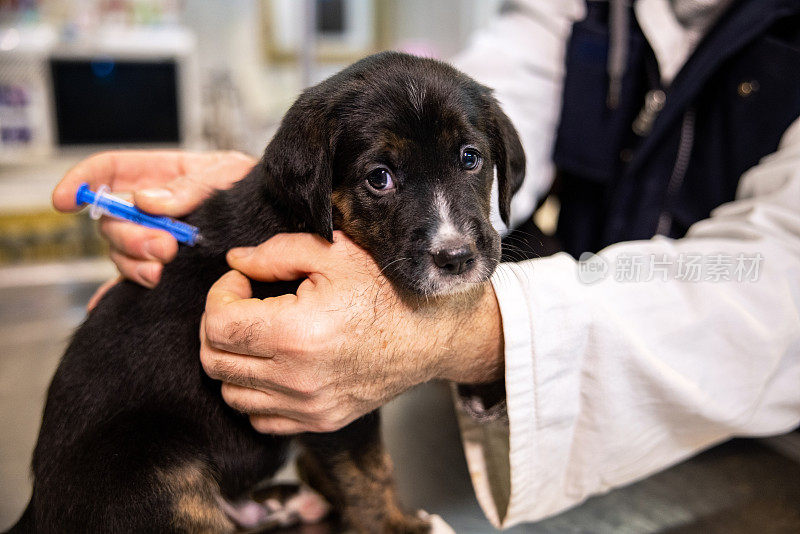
<box><xmin>133</xmin><ymin>174</ymin><xmax>219</xmax><ymax>217</ymax></box>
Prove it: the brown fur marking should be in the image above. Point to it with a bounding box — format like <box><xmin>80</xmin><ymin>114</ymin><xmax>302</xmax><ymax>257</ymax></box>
<box><xmin>332</xmin><ymin>188</ymin><xmax>383</xmax><ymax>254</ymax></box>
<box><xmin>156</xmin><ymin>462</ymin><xmax>234</xmax><ymax>533</ymax></box>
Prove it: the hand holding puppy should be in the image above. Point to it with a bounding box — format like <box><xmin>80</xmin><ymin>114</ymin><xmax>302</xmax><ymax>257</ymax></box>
<box><xmin>201</xmin><ymin>231</ymin><xmax>504</xmax><ymax>435</ymax></box>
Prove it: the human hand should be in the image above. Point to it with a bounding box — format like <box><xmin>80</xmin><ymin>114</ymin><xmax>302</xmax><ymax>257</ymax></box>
<box><xmin>53</xmin><ymin>150</ymin><xmax>256</xmax><ymax>300</ymax></box>
<box><xmin>200</xmin><ymin>231</ymin><xmax>504</xmax><ymax>435</ymax></box>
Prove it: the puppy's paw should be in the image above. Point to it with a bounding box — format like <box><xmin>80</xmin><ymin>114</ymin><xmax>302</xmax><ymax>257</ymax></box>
<box><xmin>373</xmin><ymin>509</ymin><xmax>452</xmax><ymax>534</ymax></box>
<box><xmin>416</xmin><ymin>510</ymin><xmax>456</xmax><ymax>534</ymax></box>
<box><xmin>222</xmin><ymin>482</ymin><xmax>331</xmax><ymax>531</ymax></box>
<box><xmin>281</xmin><ymin>484</ymin><xmax>331</xmax><ymax>524</ymax></box>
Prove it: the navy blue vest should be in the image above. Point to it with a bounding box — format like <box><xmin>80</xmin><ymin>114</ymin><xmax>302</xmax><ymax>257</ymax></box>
<box><xmin>552</xmin><ymin>0</ymin><xmax>800</xmax><ymax>257</ymax></box>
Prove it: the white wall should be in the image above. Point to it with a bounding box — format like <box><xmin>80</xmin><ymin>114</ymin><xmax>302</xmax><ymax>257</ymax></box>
<box><xmin>180</xmin><ymin>0</ymin><xmax>503</xmax><ymax>145</ymax></box>
<box><xmin>387</xmin><ymin>0</ymin><xmax>502</xmax><ymax>57</ymax></box>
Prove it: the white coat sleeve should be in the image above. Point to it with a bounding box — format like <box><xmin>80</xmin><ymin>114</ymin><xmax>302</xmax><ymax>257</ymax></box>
<box><xmin>456</xmin><ymin>116</ymin><xmax>800</xmax><ymax>528</ymax></box>
<box><xmin>451</xmin><ymin>0</ymin><xmax>585</xmax><ymax>229</ymax></box>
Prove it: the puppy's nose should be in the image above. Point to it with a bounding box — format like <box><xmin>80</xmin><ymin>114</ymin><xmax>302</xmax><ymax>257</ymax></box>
<box><xmin>431</xmin><ymin>245</ymin><xmax>475</xmax><ymax>275</ymax></box>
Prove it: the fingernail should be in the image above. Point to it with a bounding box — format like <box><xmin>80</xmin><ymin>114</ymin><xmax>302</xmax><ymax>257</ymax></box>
<box><xmin>228</xmin><ymin>247</ymin><xmax>254</xmax><ymax>259</ymax></box>
<box><xmin>144</xmin><ymin>238</ymin><xmax>172</xmax><ymax>262</ymax></box>
<box><xmin>136</xmin><ymin>263</ymin><xmax>161</xmax><ymax>287</ymax></box>
<box><xmin>138</xmin><ymin>188</ymin><xmax>173</xmax><ymax>200</ymax></box>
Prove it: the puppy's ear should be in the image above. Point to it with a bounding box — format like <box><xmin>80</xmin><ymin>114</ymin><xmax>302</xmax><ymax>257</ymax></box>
<box><xmin>261</xmin><ymin>96</ymin><xmax>336</xmax><ymax>242</ymax></box>
<box><xmin>486</xmin><ymin>96</ymin><xmax>526</xmax><ymax>226</ymax></box>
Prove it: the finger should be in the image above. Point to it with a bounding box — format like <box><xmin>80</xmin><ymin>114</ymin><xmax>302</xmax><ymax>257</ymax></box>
<box><xmin>182</xmin><ymin>150</ymin><xmax>256</xmax><ymax>190</ymax></box>
<box><xmin>204</xmin><ymin>271</ymin><xmax>299</xmax><ymax>355</ymax></box>
<box><xmin>207</xmin><ymin>269</ymin><xmax>253</xmax><ymax>303</ymax></box>
<box><xmin>226</xmin><ymin>233</ymin><xmax>334</xmax><ymax>282</ymax></box>
<box><xmin>220</xmin><ymin>383</ymin><xmax>306</xmax><ymax>418</ymax></box>
<box><xmin>87</xmin><ymin>276</ymin><xmax>122</xmax><ymax>311</ymax></box>
<box><xmin>53</xmin><ymin>150</ymin><xmax>254</xmax><ymax>214</ymax></box>
<box><xmin>199</xmin><ymin>334</ymin><xmax>273</xmax><ymax>388</ymax></box>
<box><xmin>100</xmin><ymin>218</ymin><xmax>178</xmax><ymax>263</ymax></box>
<box><xmin>53</xmin><ymin>150</ymin><xmax>189</xmax><ymax>212</ymax></box>
<box><xmin>133</xmin><ymin>174</ymin><xmax>220</xmax><ymax>217</ymax></box>
<box><xmin>249</xmin><ymin>414</ymin><xmax>309</xmax><ymax>435</ymax></box>
<box><xmin>109</xmin><ymin>251</ymin><xmax>163</xmax><ymax>288</ymax></box>
<box><xmin>199</xmin><ymin>336</ymin><xmax>314</xmax><ymax>397</ymax></box>
<box><xmin>133</xmin><ymin>151</ymin><xmax>255</xmax><ymax>216</ymax></box>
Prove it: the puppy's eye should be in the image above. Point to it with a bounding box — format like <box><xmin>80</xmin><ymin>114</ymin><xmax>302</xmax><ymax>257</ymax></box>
<box><xmin>365</xmin><ymin>168</ymin><xmax>395</xmax><ymax>193</ymax></box>
<box><xmin>461</xmin><ymin>147</ymin><xmax>482</xmax><ymax>171</ymax></box>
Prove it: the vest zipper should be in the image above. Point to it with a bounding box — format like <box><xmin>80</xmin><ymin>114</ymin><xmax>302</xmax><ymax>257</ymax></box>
<box><xmin>656</xmin><ymin>108</ymin><xmax>696</xmax><ymax>235</ymax></box>
<box><xmin>632</xmin><ymin>89</ymin><xmax>666</xmax><ymax>136</ymax></box>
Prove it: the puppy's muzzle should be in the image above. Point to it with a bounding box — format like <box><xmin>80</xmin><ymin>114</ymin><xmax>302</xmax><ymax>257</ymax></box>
<box><xmin>430</xmin><ymin>240</ymin><xmax>476</xmax><ymax>275</ymax></box>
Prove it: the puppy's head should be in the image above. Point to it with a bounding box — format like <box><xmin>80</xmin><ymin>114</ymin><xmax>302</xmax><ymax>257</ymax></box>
<box><xmin>261</xmin><ymin>52</ymin><xmax>525</xmax><ymax>297</ymax></box>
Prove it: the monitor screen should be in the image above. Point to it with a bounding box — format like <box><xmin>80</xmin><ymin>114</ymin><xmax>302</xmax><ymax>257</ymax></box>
<box><xmin>50</xmin><ymin>59</ymin><xmax>181</xmax><ymax>146</ymax></box>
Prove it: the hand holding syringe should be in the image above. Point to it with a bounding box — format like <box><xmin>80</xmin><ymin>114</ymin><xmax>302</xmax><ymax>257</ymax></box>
<box><xmin>76</xmin><ymin>183</ymin><xmax>202</xmax><ymax>246</ymax></box>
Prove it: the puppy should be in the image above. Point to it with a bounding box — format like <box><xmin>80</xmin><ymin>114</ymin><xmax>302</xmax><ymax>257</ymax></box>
<box><xmin>8</xmin><ymin>51</ymin><xmax>525</xmax><ymax>533</ymax></box>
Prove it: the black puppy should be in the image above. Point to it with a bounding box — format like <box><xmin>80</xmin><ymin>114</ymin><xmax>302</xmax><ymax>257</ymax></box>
<box><xmin>9</xmin><ymin>51</ymin><xmax>525</xmax><ymax>533</ymax></box>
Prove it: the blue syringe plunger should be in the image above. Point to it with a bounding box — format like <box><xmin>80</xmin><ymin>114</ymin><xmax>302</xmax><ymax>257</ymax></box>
<box><xmin>76</xmin><ymin>183</ymin><xmax>201</xmax><ymax>246</ymax></box>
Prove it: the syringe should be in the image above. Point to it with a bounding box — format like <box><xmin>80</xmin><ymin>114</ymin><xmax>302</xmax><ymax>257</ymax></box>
<box><xmin>76</xmin><ymin>183</ymin><xmax>201</xmax><ymax>246</ymax></box>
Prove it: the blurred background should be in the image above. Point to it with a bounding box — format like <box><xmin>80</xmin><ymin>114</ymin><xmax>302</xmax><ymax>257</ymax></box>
<box><xmin>1</xmin><ymin>1</ymin><xmax>799</xmax><ymax>533</ymax></box>
<box><xmin>0</xmin><ymin>0</ymin><xmax>501</xmax><ymax>268</ymax></box>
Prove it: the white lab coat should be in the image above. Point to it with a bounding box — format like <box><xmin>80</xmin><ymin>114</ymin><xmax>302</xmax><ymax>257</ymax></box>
<box><xmin>452</xmin><ymin>0</ymin><xmax>800</xmax><ymax>528</ymax></box>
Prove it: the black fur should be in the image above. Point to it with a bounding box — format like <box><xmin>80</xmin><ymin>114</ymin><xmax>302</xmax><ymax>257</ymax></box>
<box><xmin>8</xmin><ymin>51</ymin><xmax>525</xmax><ymax>533</ymax></box>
